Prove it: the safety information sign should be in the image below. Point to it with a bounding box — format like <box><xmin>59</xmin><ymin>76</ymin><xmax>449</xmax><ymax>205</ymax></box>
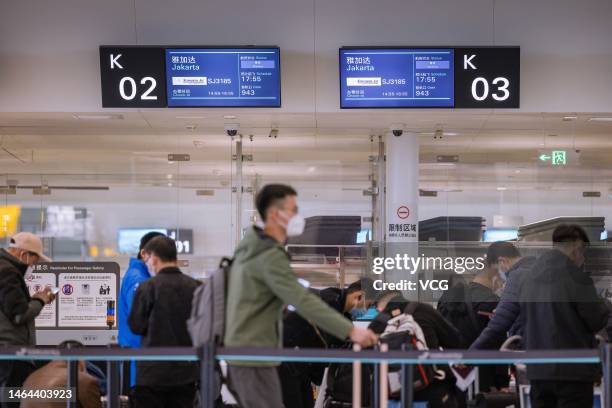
<box><xmin>28</xmin><ymin>262</ymin><xmax>120</xmax><ymax>329</ymax></box>
<box><xmin>24</xmin><ymin>272</ymin><xmax>57</xmax><ymax>327</ymax></box>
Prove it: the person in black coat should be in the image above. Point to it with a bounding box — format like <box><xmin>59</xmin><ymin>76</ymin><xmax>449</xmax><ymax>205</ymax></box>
<box><xmin>438</xmin><ymin>242</ymin><xmax>510</xmax><ymax>392</ymax></box>
<box><xmin>0</xmin><ymin>233</ymin><xmax>55</xmax><ymax>408</ymax></box>
<box><xmin>471</xmin><ymin>243</ymin><xmax>536</xmax><ymax>350</ymax></box>
<box><xmin>520</xmin><ymin>225</ymin><xmax>609</xmax><ymax>408</ymax></box>
<box><xmin>128</xmin><ymin>236</ymin><xmax>200</xmax><ymax>408</ymax></box>
<box><xmin>279</xmin><ymin>278</ymin><xmax>373</xmax><ymax>408</ymax></box>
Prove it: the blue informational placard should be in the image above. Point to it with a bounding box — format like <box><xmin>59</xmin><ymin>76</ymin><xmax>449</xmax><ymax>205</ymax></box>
<box><xmin>340</xmin><ymin>48</ymin><xmax>454</xmax><ymax>108</ymax></box>
<box><xmin>166</xmin><ymin>47</ymin><xmax>281</xmax><ymax>107</ymax></box>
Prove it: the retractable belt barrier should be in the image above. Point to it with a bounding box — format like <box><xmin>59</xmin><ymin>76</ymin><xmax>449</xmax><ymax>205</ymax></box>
<box><xmin>0</xmin><ymin>345</ymin><xmax>610</xmax><ymax>408</ymax></box>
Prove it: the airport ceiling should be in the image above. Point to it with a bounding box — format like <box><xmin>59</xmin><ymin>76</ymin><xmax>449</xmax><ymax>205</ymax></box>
<box><xmin>1</xmin><ymin>111</ymin><xmax>612</xmax><ymax>190</ymax></box>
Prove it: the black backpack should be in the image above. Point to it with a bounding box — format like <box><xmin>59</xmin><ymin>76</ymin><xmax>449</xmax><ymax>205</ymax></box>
<box><xmin>437</xmin><ymin>282</ymin><xmax>481</xmax><ymax>348</ymax></box>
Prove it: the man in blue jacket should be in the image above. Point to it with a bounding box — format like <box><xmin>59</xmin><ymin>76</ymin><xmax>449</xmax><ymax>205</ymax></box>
<box><xmin>118</xmin><ymin>231</ymin><xmax>165</xmax><ymax>387</ymax></box>
<box><xmin>470</xmin><ymin>241</ymin><xmax>536</xmax><ymax>350</ymax></box>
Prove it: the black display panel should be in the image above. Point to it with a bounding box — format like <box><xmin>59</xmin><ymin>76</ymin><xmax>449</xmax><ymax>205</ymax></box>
<box><xmin>454</xmin><ymin>47</ymin><xmax>520</xmax><ymax>108</ymax></box>
<box><xmin>100</xmin><ymin>46</ymin><xmax>167</xmax><ymax>108</ymax></box>
<box><xmin>338</xmin><ymin>46</ymin><xmax>520</xmax><ymax>109</ymax></box>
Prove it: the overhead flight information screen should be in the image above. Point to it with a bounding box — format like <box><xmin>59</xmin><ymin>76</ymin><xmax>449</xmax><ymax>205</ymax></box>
<box><xmin>340</xmin><ymin>48</ymin><xmax>454</xmax><ymax>108</ymax></box>
<box><xmin>165</xmin><ymin>47</ymin><xmax>281</xmax><ymax>107</ymax></box>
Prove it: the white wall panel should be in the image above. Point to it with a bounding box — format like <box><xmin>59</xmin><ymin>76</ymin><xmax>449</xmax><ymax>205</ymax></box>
<box><xmin>1</xmin><ymin>0</ymin><xmax>611</xmax><ymax>112</ymax></box>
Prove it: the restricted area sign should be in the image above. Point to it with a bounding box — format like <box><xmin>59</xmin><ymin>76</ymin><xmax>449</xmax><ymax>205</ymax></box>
<box><xmin>397</xmin><ymin>206</ymin><xmax>410</xmax><ymax>219</ymax></box>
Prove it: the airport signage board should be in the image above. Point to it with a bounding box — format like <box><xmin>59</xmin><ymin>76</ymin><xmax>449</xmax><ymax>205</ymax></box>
<box><xmin>100</xmin><ymin>46</ymin><xmax>167</xmax><ymax>108</ymax></box>
<box><xmin>166</xmin><ymin>48</ymin><xmax>281</xmax><ymax>107</ymax></box>
<box><xmin>100</xmin><ymin>46</ymin><xmax>281</xmax><ymax>108</ymax></box>
<box><xmin>167</xmin><ymin>228</ymin><xmax>194</xmax><ymax>254</ymax></box>
<box><xmin>340</xmin><ymin>48</ymin><xmax>455</xmax><ymax>108</ymax></box>
<box><xmin>453</xmin><ymin>47</ymin><xmax>520</xmax><ymax>108</ymax></box>
<box><xmin>340</xmin><ymin>46</ymin><xmax>520</xmax><ymax>109</ymax></box>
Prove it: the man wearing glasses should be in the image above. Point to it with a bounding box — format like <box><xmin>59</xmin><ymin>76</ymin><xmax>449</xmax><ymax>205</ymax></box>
<box><xmin>0</xmin><ymin>232</ymin><xmax>55</xmax><ymax>407</ymax></box>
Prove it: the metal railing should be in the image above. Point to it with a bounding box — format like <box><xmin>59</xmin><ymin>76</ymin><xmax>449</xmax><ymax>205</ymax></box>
<box><xmin>0</xmin><ymin>345</ymin><xmax>610</xmax><ymax>408</ymax></box>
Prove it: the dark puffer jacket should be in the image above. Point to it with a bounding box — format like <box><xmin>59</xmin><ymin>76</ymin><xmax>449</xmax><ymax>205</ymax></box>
<box><xmin>470</xmin><ymin>256</ymin><xmax>536</xmax><ymax>350</ymax></box>
<box><xmin>0</xmin><ymin>249</ymin><xmax>44</xmax><ymax>346</ymax></box>
<box><xmin>520</xmin><ymin>249</ymin><xmax>609</xmax><ymax>382</ymax></box>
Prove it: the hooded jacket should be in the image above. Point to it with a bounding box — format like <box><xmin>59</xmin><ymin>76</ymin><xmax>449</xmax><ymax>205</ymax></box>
<box><xmin>470</xmin><ymin>256</ymin><xmax>536</xmax><ymax>350</ymax></box>
<box><xmin>0</xmin><ymin>249</ymin><xmax>44</xmax><ymax>346</ymax></box>
<box><xmin>224</xmin><ymin>226</ymin><xmax>353</xmax><ymax>366</ymax></box>
<box><xmin>519</xmin><ymin>249</ymin><xmax>609</xmax><ymax>381</ymax></box>
<box><xmin>118</xmin><ymin>257</ymin><xmax>150</xmax><ymax>386</ymax></box>
<box><xmin>118</xmin><ymin>258</ymin><xmax>150</xmax><ymax>349</ymax></box>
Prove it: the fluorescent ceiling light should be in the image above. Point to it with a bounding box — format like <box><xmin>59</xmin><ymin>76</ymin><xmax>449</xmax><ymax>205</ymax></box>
<box><xmin>588</xmin><ymin>117</ymin><xmax>612</xmax><ymax>122</ymax></box>
<box><xmin>419</xmin><ymin>131</ymin><xmax>459</xmax><ymax>136</ymax></box>
<box><xmin>223</xmin><ymin>115</ymin><xmax>237</xmax><ymax>120</ymax></box>
<box><xmin>562</xmin><ymin>116</ymin><xmax>577</xmax><ymax>121</ymax></box>
<box><xmin>497</xmin><ymin>187</ymin><xmax>508</xmax><ymax>191</ymax></box>
<box><xmin>431</xmin><ymin>162</ymin><xmax>456</xmax><ymax>166</ymax></box>
<box><xmin>73</xmin><ymin>114</ymin><xmax>123</xmax><ymax>120</ymax></box>
<box><xmin>176</xmin><ymin>115</ymin><xmax>206</xmax><ymax>120</ymax></box>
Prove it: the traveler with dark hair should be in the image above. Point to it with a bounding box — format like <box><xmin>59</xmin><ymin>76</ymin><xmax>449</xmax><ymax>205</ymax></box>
<box><xmin>118</xmin><ymin>231</ymin><xmax>165</xmax><ymax>389</ymax></box>
<box><xmin>225</xmin><ymin>184</ymin><xmax>378</xmax><ymax>408</ymax></box>
<box><xmin>0</xmin><ymin>232</ymin><xmax>55</xmax><ymax>408</ymax></box>
<box><xmin>437</xmin><ymin>246</ymin><xmax>503</xmax><ymax>348</ymax></box>
<box><xmin>128</xmin><ymin>236</ymin><xmax>200</xmax><ymax>408</ymax></box>
<box><xmin>280</xmin><ymin>278</ymin><xmax>375</xmax><ymax>408</ymax></box>
<box><xmin>471</xmin><ymin>242</ymin><xmax>536</xmax><ymax>350</ymax></box>
<box><xmin>520</xmin><ymin>225</ymin><xmax>609</xmax><ymax>408</ymax></box>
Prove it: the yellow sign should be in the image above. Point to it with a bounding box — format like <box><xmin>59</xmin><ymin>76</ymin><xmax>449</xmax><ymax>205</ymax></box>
<box><xmin>0</xmin><ymin>205</ymin><xmax>21</xmax><ymax>238</ymax></box>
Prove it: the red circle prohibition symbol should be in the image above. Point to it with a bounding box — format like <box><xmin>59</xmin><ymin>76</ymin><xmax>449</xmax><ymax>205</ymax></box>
<box><xmin>397</xmin><ymin>206</ymin><xmax>410</xmax><ymax>219</ymax></box>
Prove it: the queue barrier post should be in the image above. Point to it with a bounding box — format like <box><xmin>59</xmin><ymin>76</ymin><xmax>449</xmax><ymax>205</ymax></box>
<box><xmin>66</xmin><ymin>360</ymin><xmax>78</xmax><ymax>408</ymax></box>
<box><xmin>372</xmin><ymin>346</ymin><xmax>380</xmax><ymax>408</ymax></box>
<box><xmin>604</xmin><ymin>343</ymin><xmax>610</xmax><ymax>408</ymax></box>
<box><xmin>352</xmin><ymin>344</ymin><xmax>362</xmax><ymax>408</ymax></box>
<box><xmin>379</xmin><ymin>343</ymin><xmax>389</xmax><ymax>408</ymax></box>
<box><xmin>200</xmin><ymin>342</ymin><xmax>216</xmax><ymax>408</ymax></box>
<box><xmin>400</xmin><ymin>344</ymin><xmax>413</xmax><ymax>408</ymax></box>
<box><xmin>106</xmin><ymin>360</ymin><xmax>120</xmax><ymax>408</ymax></box>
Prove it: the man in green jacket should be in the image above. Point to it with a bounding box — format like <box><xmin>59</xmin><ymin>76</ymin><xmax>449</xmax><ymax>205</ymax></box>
<box><xmin>225</xmin><ymin>184</ymin><xmax>378</xmax><ymax>408</ymax></box>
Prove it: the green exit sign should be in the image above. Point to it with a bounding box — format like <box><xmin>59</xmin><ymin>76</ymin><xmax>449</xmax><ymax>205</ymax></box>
<box><xmin>539</xmin><ymin>150</ymin><xmax>567</xmax><ymax>166</ymax></box>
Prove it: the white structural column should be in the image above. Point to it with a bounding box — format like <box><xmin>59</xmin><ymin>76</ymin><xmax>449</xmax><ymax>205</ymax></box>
<box><xmin>384</xmin><ymin>131</ymin><xmax>419</xmax><ymax>299</ymax></box>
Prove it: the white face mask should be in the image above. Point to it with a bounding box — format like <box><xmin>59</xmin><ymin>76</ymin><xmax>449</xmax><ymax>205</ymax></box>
<box><xmin>286</xmin><ymin>213</ymin><xmax>306</xmax><ymax>237</ymax></box>
<box><xmin>145</xmin><ymin>257</ymin><xmax>156</xmax><ymax>276</ymax></box>
<box><xmin>497</xmin><ymin>266</ymin><xmax>507</xmax><ymax>282</ymax></box>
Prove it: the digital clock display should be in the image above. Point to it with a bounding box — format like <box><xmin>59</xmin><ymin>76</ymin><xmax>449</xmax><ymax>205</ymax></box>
<box><xmin>165</xmin><ymin>47</ymin><xmax>281</xmax><ymax>107</ymax></box>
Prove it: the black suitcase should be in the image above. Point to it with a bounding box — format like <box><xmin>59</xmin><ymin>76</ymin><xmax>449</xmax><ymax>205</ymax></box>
<box><xmin>467</xmin><ymin>392</ymin><xmax>519</xmax><ymax>408</ymax></box>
